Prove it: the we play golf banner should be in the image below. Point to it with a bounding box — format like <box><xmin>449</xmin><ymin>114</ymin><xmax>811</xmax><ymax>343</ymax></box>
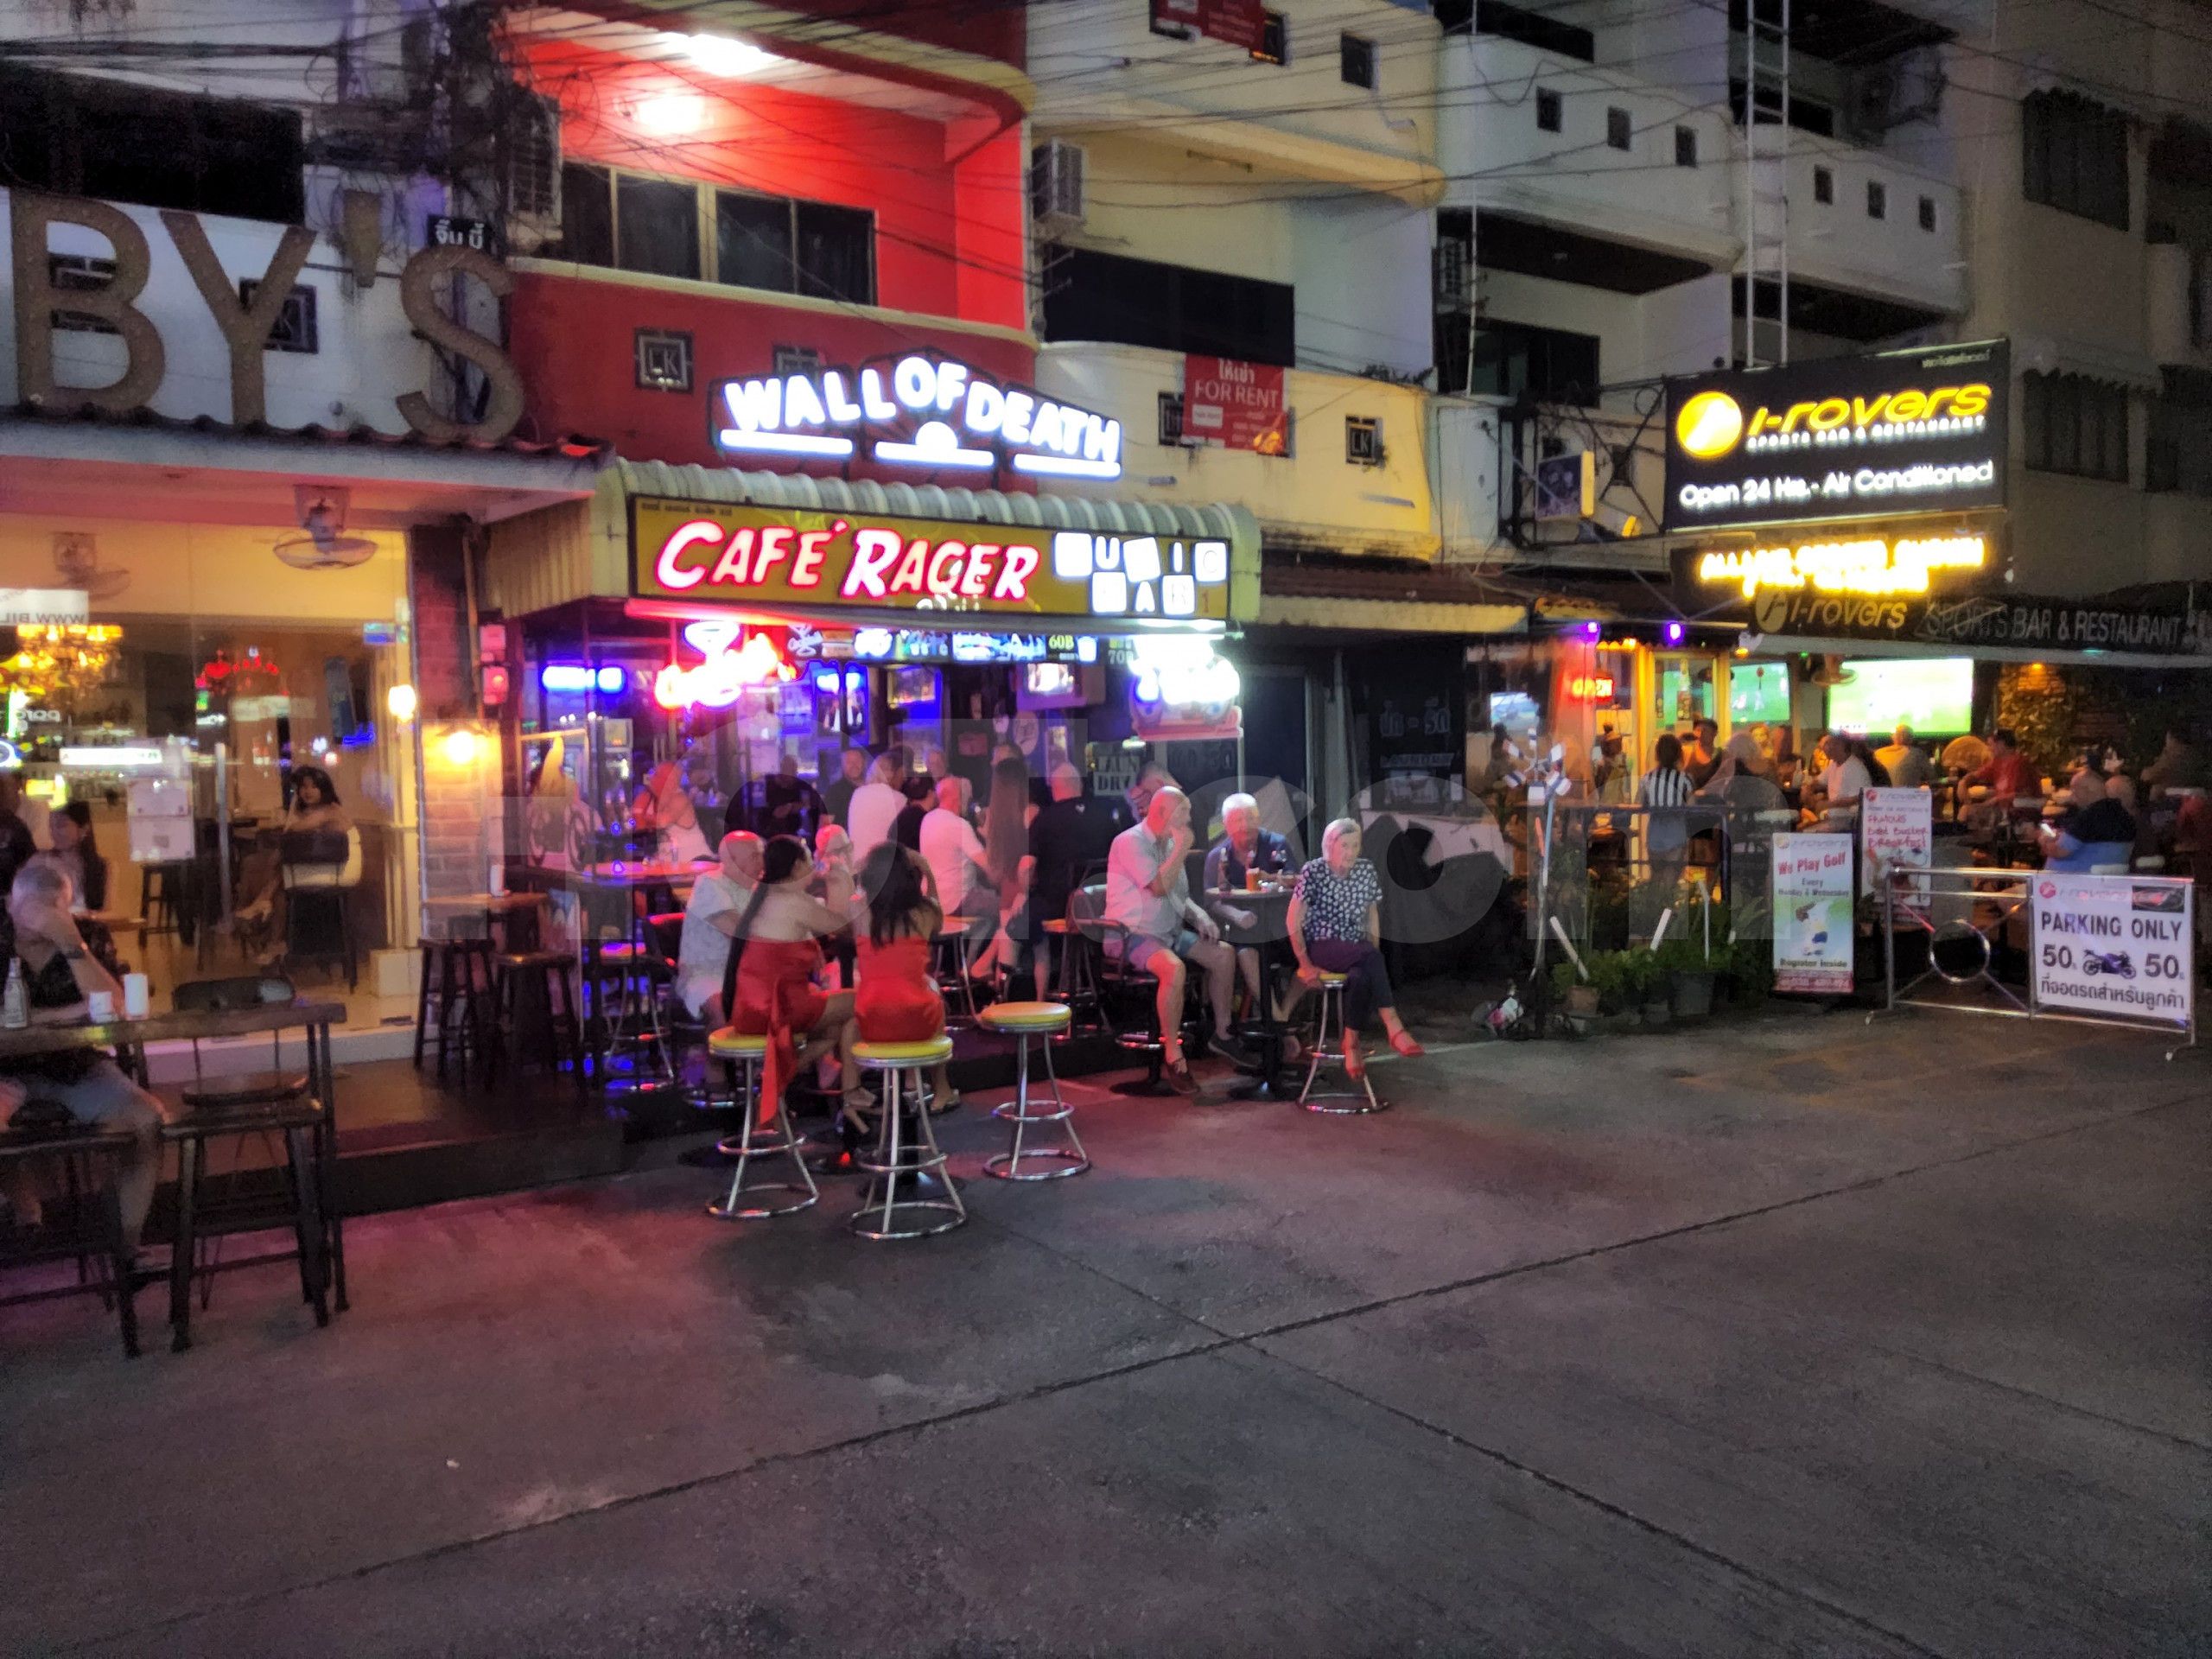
<box><xmin>2031</xmin><ymin>873</ymin><xmax>2194</xmax><ymax>1030</ymax></box>
<box><xmin>1861</xmin><ymin>787</ymin><xmax>1932</xmax><ymax>908</ymax></box>
<box><xmin>1772</xmin><ymin>833</ymin><xmax>1855</xmax><ymax>995</ymax></box>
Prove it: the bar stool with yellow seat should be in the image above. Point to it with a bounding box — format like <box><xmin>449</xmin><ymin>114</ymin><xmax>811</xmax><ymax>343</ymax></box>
<box><xmin>1296</xmin><ymin>972</ymin><xmax>1384</xmax><ymax>1115</ymax></box>
<box><xmin>703</xmin><ymin>1027</ymin><xmax>817</xmax><ymax>1220</ymax></box>
<box><xmin>976</xmin><ymin>1001</ymin><xmax>1086</xmax><ymax>1180</ymax></box>
<box><xmin>849</xmin><ymin>1034</ymin><xmax>964</xmax><ymax>1239</ymax></box>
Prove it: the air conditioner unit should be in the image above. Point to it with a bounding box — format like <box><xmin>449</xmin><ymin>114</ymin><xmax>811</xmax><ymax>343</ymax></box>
<box><xmin>505</xmin><ymin>93</ymin><xmax>563</xmax><ymax>253</ymax></box>
<box><xmin>1031</xmin><ymin>140</ymin><xmax>1086</xmax><ymax>233</ymax></box>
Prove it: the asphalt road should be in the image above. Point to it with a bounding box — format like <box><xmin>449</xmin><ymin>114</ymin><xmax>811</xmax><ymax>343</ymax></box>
<box><xmin>4</xmin><ymin>1006</ymin><xmax>2205</xmax><ymax>1657</ymax></box>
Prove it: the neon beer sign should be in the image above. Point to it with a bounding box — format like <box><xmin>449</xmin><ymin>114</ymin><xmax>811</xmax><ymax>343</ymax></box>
<box><xmin>653</xmin><ymin>621</ymin><xmax>793</xmax><ymax>710</ymax></box>
<box><xmin>709</xmin><ymin>353</ymin><xmax>1123</xmax><ymax>480</ymax></box>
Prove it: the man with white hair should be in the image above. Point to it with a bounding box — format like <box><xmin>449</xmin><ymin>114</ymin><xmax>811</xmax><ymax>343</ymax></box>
<box><xmin>1876</xmin><ymin>723</ymin><xmax>1934</xmax><ymax>791</ymax></box>
<box><xmin>676</xmin><ymin>830</ymin><xmax>763</xmax><ymax>1029</ymax></box>
<box><xmin>920</xmin><ymin>776</ymin><xmax>994</xmax><ymax>940</ymax></box>
<box><xmin>1104</xmin><ymin>785</ymin><xmax>1241</xmax><ymax>1093</ymax></box>
<box><xmin>845</xmin><ymin>750</ymin><xmax>906</xmax><ymax>862</ymax></box>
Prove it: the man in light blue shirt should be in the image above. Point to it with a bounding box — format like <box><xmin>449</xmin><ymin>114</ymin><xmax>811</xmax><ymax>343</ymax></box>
<box><xmin>1104</xmin><ymin>786</ymin><xmax>1240</xmax><ymax>1091</ymax></box>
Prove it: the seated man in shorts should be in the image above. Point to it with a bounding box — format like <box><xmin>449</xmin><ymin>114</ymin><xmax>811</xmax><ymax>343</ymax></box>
<box><xmin>674</xmin><ymin>831</ymin><xmax>762</xmax><ymax>1029</ymax></box>
<box><xmin>1103</xmin><ymin>786</ymin><xmax>1242</xmax><ymax>1094</ymax></box>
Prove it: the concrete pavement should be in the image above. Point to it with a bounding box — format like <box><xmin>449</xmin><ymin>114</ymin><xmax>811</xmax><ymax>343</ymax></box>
<box><xmin>3</xmin><ymin>1006</ymin><xmax>2205</xmax><ymax>1656</ymax></box>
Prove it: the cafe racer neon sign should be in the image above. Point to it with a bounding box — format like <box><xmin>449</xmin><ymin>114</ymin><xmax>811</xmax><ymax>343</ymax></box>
<box><xmin>711</xmin><ymin>354</ymin><xmax>1123</xmax><ymax>480</ymax></box>
<box><xmin>653</xmin><ymin>621</ymin><xmax>793</xmax><ymax>710</ymax></box>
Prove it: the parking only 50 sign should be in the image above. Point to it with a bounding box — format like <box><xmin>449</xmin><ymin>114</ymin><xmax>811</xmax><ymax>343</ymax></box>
<box><xmin>2031</xmin><ymin>874</ymin><xmax>2195</xmax><ymax>1029</ymax></box>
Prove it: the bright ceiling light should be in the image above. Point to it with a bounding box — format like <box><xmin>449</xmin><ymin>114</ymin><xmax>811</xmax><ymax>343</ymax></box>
<box><xmin>686</xmin><ymin>33</ymin><xmax>777</xmax><ymax>76</ymax></box>
<box><xmin>632</xmin><ymin>91</ymin><xmax>705</xmax><ymax>135</ymax></box>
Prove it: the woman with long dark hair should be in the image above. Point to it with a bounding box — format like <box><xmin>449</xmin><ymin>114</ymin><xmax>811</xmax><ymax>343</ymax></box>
<box><xmin>48</xmin><ymin>801</ymin><xmax>108</xmax><ymax>914</ymax></box>
<box><xmin>725</xmin><ymin>836</ymin><xmax>856</xmax><ymax>1124</ymax></box>
<box><xmin>968</xmin><ymin>753</ymin><xmax>1036</xmax><ymax>985</ymax></box>
<box><xmin>850</xmin><ymin>840</ymin><xmax>958</xmax><ymax>1112</ymax></box>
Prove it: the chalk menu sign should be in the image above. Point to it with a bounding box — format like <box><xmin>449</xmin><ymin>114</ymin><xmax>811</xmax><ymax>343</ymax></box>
<box><xmin>1362</xmin><ymin>646</ymin><xmax>1465</xmax><ymax>800</ymax></box>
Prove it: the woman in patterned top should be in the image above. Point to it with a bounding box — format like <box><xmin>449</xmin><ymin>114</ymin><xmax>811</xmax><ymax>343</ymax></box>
<box><xmin>1287</xmin><ymin>817</ymin><xmax>1424</xmax><ymax>1078</ymax></box>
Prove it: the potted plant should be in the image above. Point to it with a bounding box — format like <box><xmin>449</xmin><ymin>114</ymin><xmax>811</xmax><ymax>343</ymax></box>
<box><xmin>1550</xmin><ymin>959</ymin><xmax>1601</xmax><ymax>1020</ymax></box>
<box><xmin>1656</xmin><ymin>936</ymin><xmax>1719</xmax><ymax>1020</ymax></box>
<box><xmin>1631</xmin><ymin>950</ymin><xmax>1674</xmax><ymax>1027</ymax></box>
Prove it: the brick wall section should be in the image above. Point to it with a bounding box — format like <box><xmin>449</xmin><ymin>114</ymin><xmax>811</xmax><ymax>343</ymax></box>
<box><xmin>407</xmin><ymin>525</ymin><xmax>497</xmax><ymax>929</ymax></box>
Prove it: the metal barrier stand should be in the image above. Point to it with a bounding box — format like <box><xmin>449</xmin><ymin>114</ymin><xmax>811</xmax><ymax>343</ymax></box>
<box><xmin>1875</xmin><ymin>867</ymin><xmax>2198</xmax><ymax>1063</ymax></box>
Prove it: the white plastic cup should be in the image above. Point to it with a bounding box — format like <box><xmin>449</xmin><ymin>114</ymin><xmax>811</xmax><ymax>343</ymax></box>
<box><xmin>489</xmin><ymin>861</ymin><xmax>506</xmax><ymax>897</ymax></box>
<box><xmin>123</xmin><ymin>973</ymin><xmax>149</xmax><ymax>1019</ymax></box>
<box><xmin>86</xmin><ymin>990</ymin><xmax>116</xmax><ymax>1023</ymax></box>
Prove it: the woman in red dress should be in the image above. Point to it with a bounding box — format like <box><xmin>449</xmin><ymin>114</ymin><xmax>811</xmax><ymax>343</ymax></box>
<box><xmin>850</xmin><ymin>842</ymin><xmax>958</xmax><ymax>1112</ymax></box>
<box><xmin>728</xmin><ymin>836</ymin><xmax>855</xmax><ymax>1123</ymax></box>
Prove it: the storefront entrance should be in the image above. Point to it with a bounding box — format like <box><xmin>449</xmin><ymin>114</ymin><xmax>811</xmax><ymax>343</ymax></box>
<box><xmin>0</xmin><ymin>512</ymin><xmax>417</xmax><ymax>1021</ymax></box>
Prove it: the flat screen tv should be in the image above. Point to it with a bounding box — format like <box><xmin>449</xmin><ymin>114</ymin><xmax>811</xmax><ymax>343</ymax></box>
<box><xmin>1827</xmin><ymin>658</ymin><xmax>1974</xmax><ymax>736</ymax></box>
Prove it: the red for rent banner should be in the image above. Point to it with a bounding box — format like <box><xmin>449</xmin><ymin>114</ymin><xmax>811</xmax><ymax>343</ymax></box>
<box><xmin>1183</xmin><ymin>354</ymin><xmax>1287</xmax><ymax>454</ymax></box>
<box><xmin>1151</xmin><ymin>0</ymin><xmax>1266</xmax><ymax>52</ymax></box>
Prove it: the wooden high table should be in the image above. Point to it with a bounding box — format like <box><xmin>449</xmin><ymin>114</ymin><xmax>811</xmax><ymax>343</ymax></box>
<box><xmin>0</xmin><ymin>998</ymin><xmax>347</xmax><ymax>1341</ymax></box>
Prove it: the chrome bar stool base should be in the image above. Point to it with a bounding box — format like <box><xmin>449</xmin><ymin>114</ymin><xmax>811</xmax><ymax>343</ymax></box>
<box><xmin>978</xmin><ymin>1002</ymin><xmax>1087</xmax><ymax>1181</ymax></box>
<box><xmin>849</xmin><ymin>1037</ymin><xmax>965</xmax><ymax>1240</ymax></box>
<box><xmin>1297</xmin><ymin>974</ymin><xmax>1386</xmax><ymax>1116</ymax></box>
<box><xmin>704</xmin><ymin>1032</ymin><xmax>817</xmax><ymax>1220</ymax></box>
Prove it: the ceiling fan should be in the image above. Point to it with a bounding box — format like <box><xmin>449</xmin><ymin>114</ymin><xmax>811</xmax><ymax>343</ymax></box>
<box><xmin>274</xmin><ymin>486</ymin><xmax>378</xmax><ymax>570</ymax></box>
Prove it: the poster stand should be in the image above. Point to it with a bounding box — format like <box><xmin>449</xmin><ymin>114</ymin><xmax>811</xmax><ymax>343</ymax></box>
<box><xmin>1872</xmin><ymin>868</ymin><xmax>2197</xmax><ymax>1062</ymax></box>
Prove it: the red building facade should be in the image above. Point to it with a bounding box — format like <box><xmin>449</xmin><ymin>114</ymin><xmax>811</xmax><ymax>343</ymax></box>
<box><xmin>499</xmin><ymin>4</ymin><xmax>1033</xmax><ymax>478</ymax></box>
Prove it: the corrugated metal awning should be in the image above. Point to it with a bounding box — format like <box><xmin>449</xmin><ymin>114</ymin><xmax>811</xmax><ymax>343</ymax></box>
<box><xmin>485</xmin><ymin>458</ymin><xmax>1262</xmax><ymax>621</ymax></box>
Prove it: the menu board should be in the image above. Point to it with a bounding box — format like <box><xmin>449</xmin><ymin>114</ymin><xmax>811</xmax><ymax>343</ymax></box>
<box><xmin>1861</xmin><ymin>786</ymin><xmax>1932</xmax><ymax>907</ymax></box>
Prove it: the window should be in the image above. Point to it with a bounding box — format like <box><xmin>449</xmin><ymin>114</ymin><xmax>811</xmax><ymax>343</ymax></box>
<box><xmin>1606</xmin><ymin>108</ymin><xmax>1632</xmax><ymax>151</ymax></box>
<box><xmin>1675</xmin><ymin>126</ymin><xmax>1699</xmax><ymax>167</ymax></box>
<box><xmin>716</xmin><ymin>191</ymin><xmax>792</xmax><ymax>293</ymax></box>
<box><xmin>1469</xmin><ymin>321</ymin><xmax>1601</xmax><ymax>406</ymax></box>
<box><xmin>0</xmin><ymin>63</ymin><xmax>305</xmax><ymax>223</ymax></box>
<box><xmin>1866</xmin><ymin>180</ymin><xmax>1887</xmax><ymax>220</ymax></box>
<box><xmin>772</xmin><ymin>344</ymin><xmax>823</xmax><ymax>376</ymax></box>
<box><xmin>237</xmin><ymin>278</ymin><xmax>318</xmax><ymax>353</ymax></box>
<box><xmin>1536</xmin><ymin>88</ymin><xmax>1562</xmax><ymax>133</ymax></box>
<box><xmin>559</xmin><ymin>163</ymin><xmax>615</xmax><ymax>267</ymax></box>
<box><xmin>48</xmin><ymin>254</ymin><xmax>118</xmax><ymax>335</ymax></box>
<box><xmin>1043</xmin><ymin>247</ymin><xmax>1295</xmax><ymax>365</ymax></box>
<box><xmin>1159</xmin><ymin>391</ymin><xmax>1185</xmax><ymax>445</ymax></box>
<box><xmin>2023</xmin><ymin>89</ymin><xmax>2129</xmax><ymax>231</ymax></box>
<box><xmin>2146</xmin><ymin>368</ymin><xmax>2212</xmax><ymax>498</ymax></box>
<box><xmin>1345</xmin><ymin>416</ymin><xmax>1382</xmax><ymax>465</ymax></box>
<box><xmin>558</xmin><ymin>166</ymin><xmax>876</xmax><ymax>304</ymax></box>
<box><xmin>1466</xmin><ymin>0</ymin><xmax>1594</xmax><ymax>62</ymax></box>
<box><xmin>793</xmin><ymin>201</ymin><xmax>874</xmax><ymax>303</ymax></box>
<box><xmin>1340</xmin><ymin>33</ymin><xmax>1375</xmax><ymax>88</ymax></box>
<box><xmin>1918</xmin><ymin>194</ymin><xmax>1937</xmax><ymax>232</ymax></box>
<box><xmin>1253</xmin><ymin>10</ymin><xmax>1287</xmax><ymax>64</ymax></box>
<box><xmin>616</xmin><ymin>175</ymin><xmax>700</xmax><ymax>281</ymax></box>
<box><xmin>1728</xmin><ymin>79</ymin><xmax>1834</xmax><ymax>136</ymax></box>
<box><xmin>1813</xmin><ymin>165</ymin><xmax>1834</xmax><ymax>205</ymax></box>
<box><xmin>634</xmin><ymin>328</ymin><xmax>693</xmax><ymax>391</ymax></box>
<box><xmin>2023</xmin><ymin>372</ymin><xmax>2129</xmax><ymax>482</ymax></box>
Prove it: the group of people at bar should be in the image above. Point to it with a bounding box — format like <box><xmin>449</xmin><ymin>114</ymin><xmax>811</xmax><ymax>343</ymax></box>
<box><xmin>662</xmin><ymin>746</ymin><xmax>1427</xmax><ymax>1118</ymax></box>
